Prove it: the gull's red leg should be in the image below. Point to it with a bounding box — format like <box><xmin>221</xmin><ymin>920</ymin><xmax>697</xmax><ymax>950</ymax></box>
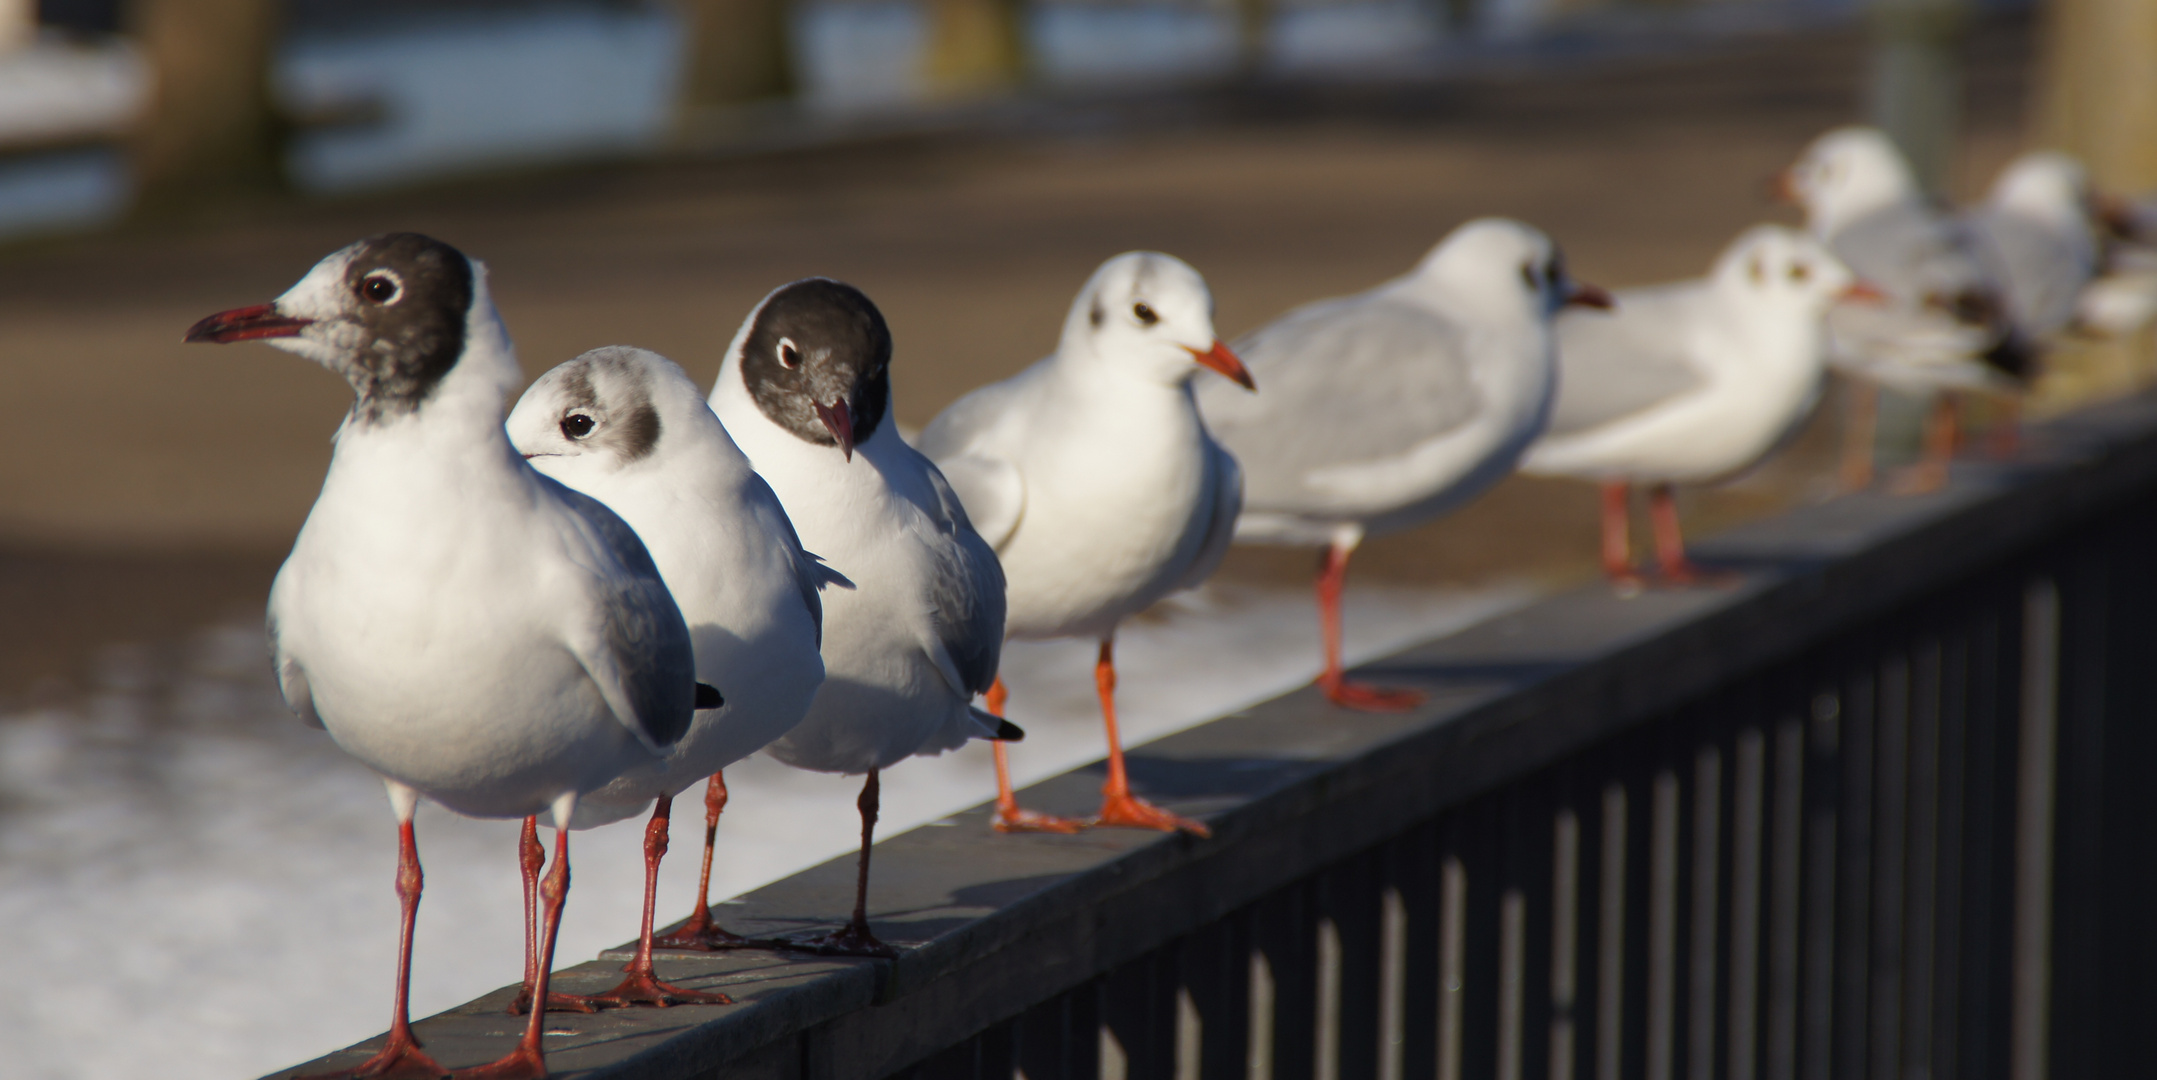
<box><xmin>1312</xmin><ymin>538</ymin><xmax>1424</xmax><ymax>711</ymax></box>
<box><xmin>508</xmin><ymin>816</ymin><xmax>596</xmax><ymax>1016</ymax></box>
<box><xmin>1092</xmin><ymin>637</ymin><xmax>1212</xmax><ymax>836</ymax></box>
<box><xmin>585</xmin><ymin>796</ymin><xmax>733</xmax><ymax>1007</ymax></box>
<box><xmin>1647</xmin><ymin>484</ymin><xmax>1709</xmax><ymax>585</ymax></box>
<box><xmin>987</xmin><ymin>676</ymin><xmax>1083</xmax><ymax>833</ymax></box>
<box><xmin>296</xmin><ymin>818</ymin><xmax>450</xmax><ymax>1079</ymax></box>
<box><xmin>1987</xmin><ymin>394</ymin><xmax>2023</xmax><ymax>458</ymax></box>
<box><xmin>653</xmin><ymin>772</ymin><xmax>754</xmax><ymax>950</ymax></box>
<box><xmin>1893</xmin><ymin>394</ymin><xmax>1957</xmax><ymax>494</ymax></box>
<box><xmin>1841</xmin><ymin>378</ymin><xmax>1879</xmax><ymax>491</ymax></box>
<box><xmin>456</xmin><ymin>824</ymin><xmax>573</xmax><ymax>1080</ymax></box>
<box><xmin>794</xmin><ymin>771</ymin><xmax>898</xmax><ymax>958</ymax></box>
<box><xmin>1599</xmin><ymin>479</ymin><xmax>1645</xmax><ymax>590</ymax></box>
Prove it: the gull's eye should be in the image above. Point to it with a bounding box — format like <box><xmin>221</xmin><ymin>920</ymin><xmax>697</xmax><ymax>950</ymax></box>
<box><xmin>1132</xmin><ymin>302</ymin><xmax>1159</xmax><ymax>327</ymax></box>
<box><xmin>360</xmin><ymin>271</ymin><xmax>401</xmax><ymax>305</ymax></box>
<box><xmin>1748</xmin><ymin>257</ymin><xmax>1766</xmax><ymax>284</ymax></box>
<box><xmin>1519</xmin><ymin>262</ymin><xmax>1538</xmax><ymax>291</ymax></box>
<box><xmin>561</xmin><ymin>413</ymin><xmax>596</xmax><ymax>439</ymax></box>
<box><xmin>1789</xmin><ymin>261</ymin><xmax>1811</xmax><ymax>283</ymax></box>
<box><xmin>777</xmin><ymin>337</ymin><xmax>802</xmax><ymax>369</ymax></box>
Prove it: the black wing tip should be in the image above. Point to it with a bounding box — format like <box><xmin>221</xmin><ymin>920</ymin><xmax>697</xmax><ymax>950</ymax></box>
<box><xmin>995</xmin><ymin>718</ymin><xmax>1024</xmax><ymax>742</ymax></box>
<box><xmin>695</xmin><ymin>682</ymin><xmax>724</xmax><ymax>710</ymax></box>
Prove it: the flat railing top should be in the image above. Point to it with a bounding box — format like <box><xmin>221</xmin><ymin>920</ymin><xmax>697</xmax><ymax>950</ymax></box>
<box><xmin>270</xmin><ymin>389</ymin><xmax>2157</xmax><ymax>1080</ymax></box>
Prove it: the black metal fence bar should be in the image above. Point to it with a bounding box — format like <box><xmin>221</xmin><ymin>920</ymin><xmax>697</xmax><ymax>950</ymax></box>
<box><xmin>270</xmin><ymin>392</ymin><xmax>2157</xmax><ymax>1080</ymax></box>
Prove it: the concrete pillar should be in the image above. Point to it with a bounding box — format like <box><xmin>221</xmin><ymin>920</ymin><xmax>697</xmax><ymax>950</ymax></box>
<box><xmin>675</xmin><ymin>0</ymin><xmax>796</xmax><ymax>126</ymax></box>
<box><xmin>921</xmin><ymin>0</ymin><xmax>1026</xmax><ymax>98</ymax></box>
<box><xmin>127</xmin><ymin>0</ymin><xmax>285</xmax><ymax>214</ymax></box>
<box><xmin>1867</xmin><ymin>0</ymin><xmax>1966</xmax><ymax>195</ymax></box>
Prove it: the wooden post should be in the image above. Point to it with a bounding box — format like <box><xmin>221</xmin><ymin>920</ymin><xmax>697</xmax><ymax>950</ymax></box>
<box><xmin>1866</xmin><ymin>0</ymin><xmax>1966</xmax><ymax>195</ymax></box>
<box><xmin>1233</xmin><ymin>0</ymin><xmax>1272</xmax><ymax>76</ymax></box>
<box><xmin>675</xmin><ymin>0</ymin><xmax>795</xmax><ymax>132</ymax></box>
<box><xmin>127</xmin><ymin>0</ymin><xmax>285</xmax><ymax>215</ymax></box>
<box><xmin>2035</xmin><ymin>0</ymin><xmax>2157</xmax><ymax>194</ymax></box>
<box><xmin>921</xmin><ymin>0</ymin><xmax>1026</xmax><ymax>99</ymax></box>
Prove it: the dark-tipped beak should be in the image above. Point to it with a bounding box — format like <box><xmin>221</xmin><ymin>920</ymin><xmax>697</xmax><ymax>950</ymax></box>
<box><xmin>1186</xmin><ymin>339</ymin><xmax>1255</xmax><ymax>391</ymax></box>
<box><xmin>1566</xmin><ymin>282</ymin><xmax>1615</xmax><ymax>310</ymax></box>
<box><xmin>1839</xmin><ymin>280</ymin><xmax>1890</xmax><ymax>304</ymax></box>
<box><xmin>184</xmin><ymin>303</ymin><xmax>313</xmax><ymax>344</ymax></box>
<box><xmin>2095</xmin><ymin>192</ymin><xmax>2141</xmax><ymax>240</ymax></box>
<box><xmin>814</xmin><ymin>398</ymin><xmax>856</xmax><ymax>462</ymax></box>
<box><xmin>1767</xmin><ymin>169</ymin><xmax>1801</xmax><ymax>206</ymax></box>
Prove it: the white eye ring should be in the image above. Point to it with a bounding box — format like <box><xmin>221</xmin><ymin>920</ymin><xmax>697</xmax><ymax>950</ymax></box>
<box><xmin>777</xmin><ymin>337</ymin><xmax>802</xmax><ymax>369</ymax></box>
<box><xmin>360</xmin><ymin>269</ymin><xmax>403</xmax><ymax>305</ymax></box>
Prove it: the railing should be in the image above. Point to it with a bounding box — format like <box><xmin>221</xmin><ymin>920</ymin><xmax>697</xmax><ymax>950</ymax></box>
<box><xmin>271</xmin><ymin>388</ymin><xmax>2157</xmax><ymax>1080</ymax></box>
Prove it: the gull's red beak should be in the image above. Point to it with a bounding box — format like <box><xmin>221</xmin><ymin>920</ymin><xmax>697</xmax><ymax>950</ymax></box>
<box><xmin>1187</xmin><ymin>340</ymin><xmax>1255</xmax><ymax>391</ymax></box>
<box><xmin>1767</xmin><ymin>169</ymin><xmax>1801</xmax><ymax>206</ymax></box>
<box><xmin>1566</xmin><ymin>282</ymin><xmax>1615</xmax><ymax>310</ymax></box>
<box><xmin>814</xmin><ymin>398</ymin><xmax>856</xmax><ymax>461</ymax></box>
<box><xmin>1839</xmin><ymin>280</ymin><xmax>1890</xmax><ymax>304</ymax></box>
<box><xmin>184</xmin><ymin>303</ymin><xmax>312</xmax><ymax>344</ymax></box>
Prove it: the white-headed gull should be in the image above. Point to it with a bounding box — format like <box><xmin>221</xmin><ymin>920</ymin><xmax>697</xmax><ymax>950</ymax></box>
<box><xmin>1777</xmin><ymin>126</ymin><xmax>2030</xmax><ymax>490</ymax></box>
<box><xmin>708</xmin><ymin>278</ymin><xmax>1016</xmax><ymax>956</ymax></box>
<box><xmin>1195</xmin><ymin>218</ymin><xmax>1610</xmax><ymax>710</ymax></box>
<box><xmin>1523</xmin><ymin>224</ymin><xmax>1870</xmax><ymax>585</ymax></box>
<box><xmin>917</xmin><ymin>251</ymin><xmax>1250</xmax><ymax>836</ymax></box>
<box><xmin>186</xmin><ymin>233</ymin><xmax>702</xmax><ymax>1079</ymax></box>
<box><xmin>1966</xmin><ymin>151</ymin><xmax>2105</xmax><ymax>345</ymax></box>
<box><xmin>507</xmin><ymin>345</ymin><xmax>829</xmax><ymax>1001</ymax></box>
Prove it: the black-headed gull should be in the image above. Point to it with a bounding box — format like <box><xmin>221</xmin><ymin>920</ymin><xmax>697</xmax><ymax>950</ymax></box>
<box><xmin>918</xmin><ymin>251</ymin><xmax>1250</xmax><ymax>836</ymax></box>
<box><xmin>708</xmin><ymin>278</ymin><xmax>1017</xmax><ymax>956</ymax></box>
<box><xmin>507</xmin><ymin>346</ymin><xmax>830</xmax><ymax>1003</ymax></box>
<box><xmin>1195</xmin><ymin>218</ymin><xmax>1609</xmax><ymax>710</ymax></box>
<box><xmin>1777</xmin><ymin>126</ymin><xmax>2029</xmax><ymax>491</ymax></box>
<box><xmin>1523</xmin><ymin>225</ymin><xmax>1870</xmax><ymax>585</ymax></box>
<box><xmin>186</xmin><ymin>233</ymin><xmax>702</xmax><ymax>1079</ymax></box>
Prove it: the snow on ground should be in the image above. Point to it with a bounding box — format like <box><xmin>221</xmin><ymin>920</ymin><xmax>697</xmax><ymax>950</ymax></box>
<box><xmin>0</xmin><ymin>580</ymin><xmax>1528</xmax><ymax>1080</ymax></box>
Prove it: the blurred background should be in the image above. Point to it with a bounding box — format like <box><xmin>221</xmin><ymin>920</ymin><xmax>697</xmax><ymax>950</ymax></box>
<box><xmin>0</xmin><ymin>0</ymin><xmax>2151</xmax><ymax>1077</ymax></box>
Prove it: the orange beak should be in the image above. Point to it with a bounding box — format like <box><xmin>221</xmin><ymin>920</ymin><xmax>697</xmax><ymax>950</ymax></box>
<box><xmin>1187</xmin><ymin>339</ymin><xmax>1255</xmax><ymax>391</ymax></box>
<box><xmin>813</xmin><ymin>398</ymin><xmax>855</xmax><ymax>461</ymax></box>
<box><xmin>1839</xmin><ymin>280</ymin><xmax>1890</xmax><ymax>304</ymax></box>
<box><xmin>1566</xmin><ymin>282</ymin><xmax>1615</xmax><ymax>310</ymax></box>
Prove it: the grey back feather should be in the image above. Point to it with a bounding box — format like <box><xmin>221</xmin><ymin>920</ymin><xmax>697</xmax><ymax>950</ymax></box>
<box><xmin>1547</xmin><ymin>284</ymin><xmax>1710</xmax><ymax>437</ymax></box>
<box><xmin>921</xmin><ymin>463</ymin><xmax>1006</xmax><ymax>695</ymax></box>
<box><xmin>553</xmin><ymin>482</ymin><xmax>698</xmax><ymax>748</ymax></box>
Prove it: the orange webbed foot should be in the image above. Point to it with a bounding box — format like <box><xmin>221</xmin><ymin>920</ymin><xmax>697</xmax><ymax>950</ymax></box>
<box><xmin>1318</xmin><ymin>676</ymin><xmax>1425</xmax><ymax>713</ymax></box>
<box><xmin>293</xmin><ymin>1034</ymin><xmax>450</xmax><ymax>1080</ymax></box>
<box><xmin>994</xmin><ymin>804</ymin><xmax>1087</xmax><ymax>834</ymax></box>
<box><xmin>449</xmin><ymin>1045</ymin><xmax>548</xmax><ymax>1080</ymax></box>
<box><xmin>790</xmin><ymin>920</ymin><xmax>898</xmax><ymax>959</ymax></box>
<box><xmin>1094</xmin><ymin>792</ymin><xmax>1211</xmax><ymax>837</ymax></box>
<box><xmin>581</xmin><ymin>969</ymin><xmax>732</xmax><ymax>1009</ymax></box>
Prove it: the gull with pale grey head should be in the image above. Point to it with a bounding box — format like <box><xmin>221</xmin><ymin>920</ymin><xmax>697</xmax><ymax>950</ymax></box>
<box><xmin>186</xmin><ymin>233</ymin><xmax>706</xmax><ymax>1080</ymax></box>
<box><xmin>508</xmin><ymin>345</ymin><xmax>831</xmax><ymax>1007</ymax></box>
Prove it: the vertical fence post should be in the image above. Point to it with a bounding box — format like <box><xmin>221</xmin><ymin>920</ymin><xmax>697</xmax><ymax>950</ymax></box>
<box><xmin>674</xmin><ymin>0</ymin><xmax>796</xmax><ymax>138</ymax></box>
<box><xmin>2010</xmin><ymin>582</ymin><xmax>2059</xmax><ymax>1080</ymax></box>
<box><xmin>127</xmin><ymin>0</ymin><xmax>284</xmax><ymax>216</ymax></box>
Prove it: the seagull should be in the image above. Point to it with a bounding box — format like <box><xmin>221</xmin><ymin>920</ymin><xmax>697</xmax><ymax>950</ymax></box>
<box><xmin>186</xmin><ymin>233</ymin><xmax>703</xmax><ymax>1080</ymax></box>
<box><xmin>1966</xmin><ymin>151</ymin><xmax>2105</xmax><ymax>345</ymax></box>
<box><xmin>917</xmin><ymin>251</ymin><xmax>1250</xmax><ymax>836</ymax></box>
<box><xmin>1776</xmin><ymin>125</ymin><xmax>2030</xmax><ymax>491</ymax></box>
<box><xmin>506</xmin><ymin>345</ymin><xmax>830</xmax><ymax>1005</ymax></box>
<box><xmin>1522</xmin><ymin>225</ymin><xmax>1871</xmax><ymax>585</ymax></box>
<box><xmin>707</xmin><ymin>277</ymin><xmax>1017</xmax><ymax>957</ymax></box>
<box><xmin>1195</xmin><ymin>218</ymin><xmax>1610</xmax><ymax>711</ymax></box>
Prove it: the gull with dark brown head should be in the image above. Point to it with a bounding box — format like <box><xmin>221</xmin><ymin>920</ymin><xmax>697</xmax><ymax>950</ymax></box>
<box><xmin>187</xmin><ymin>233</ymin><xmax>703</xmax><ymax>1079</ymax></box>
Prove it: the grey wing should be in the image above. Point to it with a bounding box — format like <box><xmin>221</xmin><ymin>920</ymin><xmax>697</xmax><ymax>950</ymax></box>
<box><xmin>1203</xmin><ymin>296</ymin><xmax>1481</xmax><ymax>501</ymax></box>
<box><xmin>1833</xmin><ymin>205</ymin><xmax>2001</xmax><ymax>318</ymax></box>
<box><xmin>265</xmin><ymin>605</ymin><xmax>323</xmax><ymax>729</ymax></box>
<box><xmin>1176</xmin><ymin>437</ymin><xmax>1243</xmax><ymax>591</ymax></box>
<box><xmin>553</xmin><ymin>483</ymin><xmax>698</xmax><ymax>751</ymax></box>
<box><xmin>1969</xmin><ymin>209</ymin><xmax>2092</xmax><ymax>338</ymax></box>
<box><xmin>745</xmin><ymin>470</ymin><xmax>831</xmax><ymax>647</ymax></box>
<box><xmin>920</xmin><ymin>459</ymin><xmax>1007</xmax><ymax>697</ymax></box>
<box><xmin>1547</xmin><ymin>286</ymin><xmax>1710</xmax><ymax>437</ymax></box>
<box><xmin>914</xmin><ymin>361</ymin><xmax>1043</xmax><ymax>461</ymax></box>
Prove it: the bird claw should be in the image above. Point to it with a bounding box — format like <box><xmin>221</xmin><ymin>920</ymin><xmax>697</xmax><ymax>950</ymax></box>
<box><xmin>291</xmin><ymin>1034</ymin><xmax>450</xmax><ymax>1080</ymax></box>
<box><xmin>1318</xmin><ymin>677</ymin><xmax>1426</xmax><ymax>713</ymax></box>
<box><xmin>448</xmin><ymin>1045</ymin><xmax>548</xmax><ymax>1080</ymax></box>
<box><xmin>789</xmin><ymin>921</ymin><xmax>899</xmax><ymax>959</ymax></box>
<box><xmin>579</xmin><ymin>970</ymin><xmax>733</xmax><ymax>1008</ymax></box>
<box><xmin>506</xmin><ymin>988</ymin><xmax>606</xmax><ymax>1016</ymax></box>
<box><xmin>1094</xmin><ymin>793</ymin><xmax>1212</xmax><ymax>837</ymax></box>
<box><xmin>993</xmin><ymin>804</ymin><xmax>1087</xmax><ymax>834</ymax></box>
<box><xmin>653</xmin><ymin>916</ymin><xmax>758</xmax><ymax>952</ymax></box>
